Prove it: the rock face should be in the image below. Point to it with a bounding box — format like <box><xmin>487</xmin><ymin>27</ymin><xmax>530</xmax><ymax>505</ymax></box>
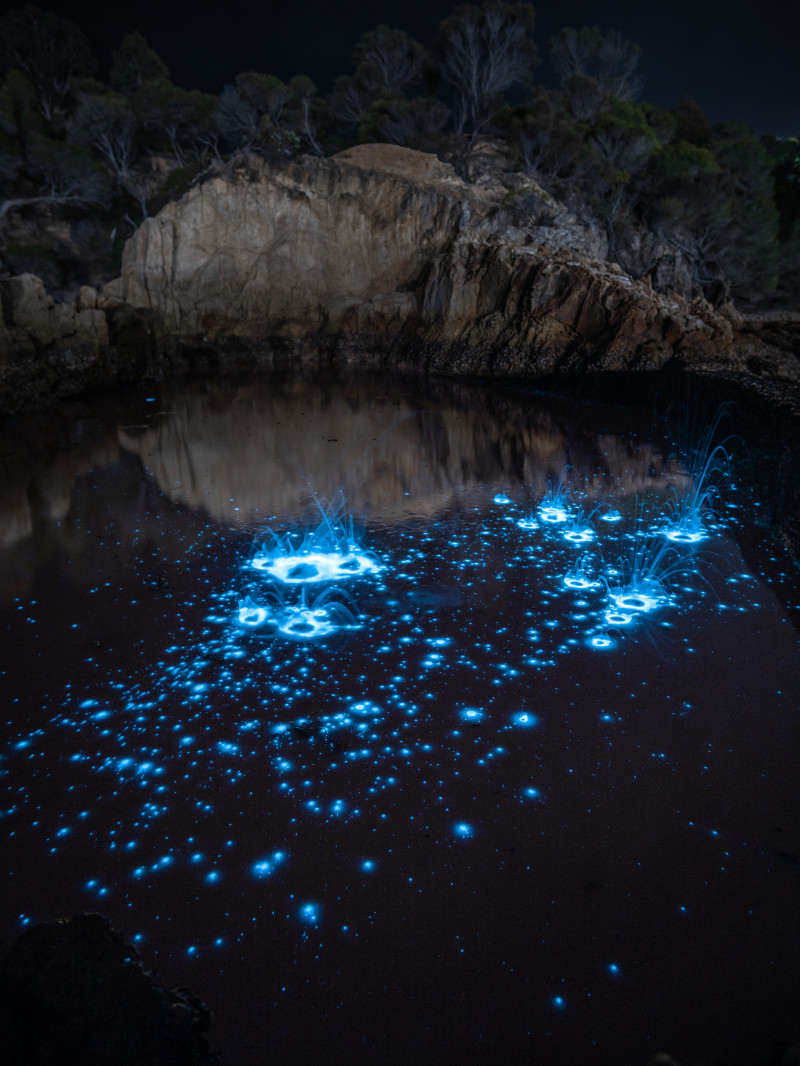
<box><xmin>0</xmin><ymin>913</ymin><xmax>217</xmax><ymax>1065</ymax></box>
<box><xmin>1</xmin><ymin>144</ymin><xmax>798</xmax><ymax>411</ymax></box>
<box><xmin>103</xmin><ymin>145</ymin><xmax>793</xmax><ymax>379</ymax></box>
<box><xmin>0</xmin><ymin>273</ymin><xmax>158</xmax><ymax>411</ymax></box>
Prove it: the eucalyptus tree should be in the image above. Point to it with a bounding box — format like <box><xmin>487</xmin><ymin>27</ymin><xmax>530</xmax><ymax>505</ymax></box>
<box><xmin>550</xmin><ymin>26</ymin><xmax>643</xmax><ymax>121</ymax></box>
<box><xmin>0</xmin><ymin>140</ymin><xmax>110</xmax><ymax>219</ymax></box>
<box><xmin>0</xmin><ymin>5</ymin><xmax>95</xmax><ymax>122</ymax></box>
<box><xmin>437</xmin><ymin>2</ymin><xmax>538</xmax><ymax>134</ymax></box>
<box><xmin>353</xmin><ymin>25</ymin><xmax>428</xmax><ymax>96</ymax></box>
<box><xmin>110</xmin><ymin>32</ymin><xmax>169</xmax><ymax>96</ymax></box>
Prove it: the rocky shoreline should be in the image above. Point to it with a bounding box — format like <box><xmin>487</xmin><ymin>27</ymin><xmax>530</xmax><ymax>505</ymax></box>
<box><xmin>1</xmin><ymin>144</ymin><xmax>798</xmax><ymax>415</ymax></box>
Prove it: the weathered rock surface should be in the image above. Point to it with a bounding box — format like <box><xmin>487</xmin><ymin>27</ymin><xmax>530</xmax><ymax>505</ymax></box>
<box><xmin>0</xmin><ymin>913</ymin><xmax>217</xmax><ymax>1065</ymax></box>
<box><xmin>1</xmin><ymin>144</ymin><xmax>799</xmax><ymax>411</ymax></box>
<box><xmin>99</xmin><ymin>145</ymin><xmax>800</xmax><ymax>381</ymax></box>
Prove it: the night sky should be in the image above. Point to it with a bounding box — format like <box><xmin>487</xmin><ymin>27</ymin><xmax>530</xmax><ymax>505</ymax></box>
<box><xmin>0</xmin><ymin>0</ymin><xmax>797</xmax><ymax>136</ymax></box>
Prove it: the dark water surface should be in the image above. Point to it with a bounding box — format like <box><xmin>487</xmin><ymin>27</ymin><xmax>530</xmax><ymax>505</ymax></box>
<box><xmin>2</xmin><ymin>373</ymin><xmax>799</xmax><ymax>1065</ymax></box>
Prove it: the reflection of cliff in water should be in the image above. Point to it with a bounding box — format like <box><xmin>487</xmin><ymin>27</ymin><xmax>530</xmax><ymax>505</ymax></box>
<box><xmin>116</xmin><ymin>378</ymin><xmax>687</xmax><ymax>527</ymax></box>
<box><xmin>0</xmin><ymin>374</ymin><xmax>695</xmax><ymax>600</ymax></box>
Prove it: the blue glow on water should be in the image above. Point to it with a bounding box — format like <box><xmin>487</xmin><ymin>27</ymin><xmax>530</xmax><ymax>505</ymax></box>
<box><xmin>590</xmin><ymin>635</ymin><xmax>614</xmax><ymax>649</ymax></box>
<box><xmin>2</xmin><ymin>395</ymin><xmax>786</xmax><ymax>1034</ymax></box>
<box><xmin>458</xmin><ymin>708</ymin><xmax>486</xmax><ymax>722</ymax></box>
<box><xmin>493</xmin><ymin>493</ymin><xmax>511</xmax><ymax>505</ymax></box>
<box><xmin>252</xmin><ymin>548</ymin><xmax>381</xmax><ymax>584</ymax></box>
<box><xmin>511</xmin><ymin>711</ymin><xmax>539</xmax><ymax>728</ymax></box>
<box><xmin>299</xmin><ymin>902</ymin><xmax>321</xmax><ymax>926</ymax></box>
<box><xmin>539</xmin><ymin>505</ymin><xmax>568</xmax><ymax>524</ymax></box>
<box><xmin>252</xmin><ymin>851</ymin><xmax>287</xmax><ymax>878</ymax></box>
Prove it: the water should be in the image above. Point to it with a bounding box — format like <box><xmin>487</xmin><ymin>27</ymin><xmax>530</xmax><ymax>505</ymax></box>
<box><xmin>1</xmin><ymin>372</ymin><xmax>799</xmax><ymax>1065</ymax></box>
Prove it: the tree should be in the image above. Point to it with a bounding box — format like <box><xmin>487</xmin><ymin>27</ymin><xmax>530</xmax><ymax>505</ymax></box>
<box><xmin>495</xmin><ymin>90</ymin><xmax>587</xmax><ymax>183</ymax></box>
<box><xmin>0</xmin><ymin>5</ymin><xmax>95</xmax><ymax>121</ymax></box>
<box><xmin>215</xmin><ymin>73</ymin><xmax>292</xmax><ymax>152</ymax></box>
<box><xmin>437</xmin><ymin>2</ymin><xmax>537</xmax><ymax>134</ymax></box>
<box><xmin>358</xmin><ymin>95</ymin><xmax>451</xmax><ymax>147</ymax></box>
<box><xmin>670</xmin><ymin>97</ymin><xmax>712</xmax><ymax>148</ymax></box>
<box><xmin>136</xmin><ymin>79</ymin><xmax>217</xmax><ymax>164</ymax></box>
<box><xmin>287</xmin><ymin>75</ymin><xmax>323</xmax><ymax>155</ymax></box>
<box><xmin>327</xmin><ymin>75</ymin><xmax>371</xmax><ymax>133</ymax></box>
<box><xmin>110</xmin><ymin>32</ymin><xmax>169</xmax><ymax>96</ymax></box>
<box><xmin>70</xmin><ymin>93</ymin><xmax>138</xmax><ymax>179</ymax></box>
<box><xmin>0</xmin><ymin>139</ymin><xmax>110</xmax><ymax>219</ymax></box>
<box><xmin>353</xmin><ymin>25</ymin><xmax>428</xmax><ymax>96</ymax></box>
<box><xmin>550</xmin><ymin>26</ymin><xmax>642</xmax><ymax>119</ymax></box>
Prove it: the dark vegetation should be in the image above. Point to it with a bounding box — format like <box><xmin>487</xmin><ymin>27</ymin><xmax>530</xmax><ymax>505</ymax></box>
<box><xmin>0</xmin><ymin>2</ymin><xmax>798</xmax><ymax>305</ymax></box>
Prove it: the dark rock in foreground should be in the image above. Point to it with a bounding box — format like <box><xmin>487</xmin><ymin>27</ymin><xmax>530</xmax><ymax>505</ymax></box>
<box><xmin>0</xmin><ymin>913</ymin><xmax>218</xmax><ymax>1065</ymax></box>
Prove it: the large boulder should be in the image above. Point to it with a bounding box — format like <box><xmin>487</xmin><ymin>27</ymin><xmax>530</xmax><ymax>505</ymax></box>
<box><xmin>0</xmin><ymin>913</ymin><xmax>217</xmax><ymax>1065</ymax></box>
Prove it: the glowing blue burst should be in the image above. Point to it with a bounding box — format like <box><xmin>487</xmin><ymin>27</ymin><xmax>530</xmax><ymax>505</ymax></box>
<box><xmin>604</xmin><ymin>610</ymin><xmax>633</xmax><ymax>626</ymax></box>
<box><xmin>299</xmin><ymin>902</ymin><xmax>321</xmax><ymax>926</ymax></box>
<box><xmin>608</xmin><ymin>586</ymin><xmax>662</xmax><ymax>613</ymax></box>
<box><xmin>511</xmin><ymin>711</ymin><xmax>539</xmax><ymax>728</ymax></box>
<box><xmin>252</xmin><ymin>549</ymin><xmax>380</xmax><ymax>584</ymax></box>
<box><xmin>539</xmin><ymin>505</ymin><xmax>568</xmax><ymax>524</ymax></box>
<box><xmin>453</xmin><ymin>822</ymin><xmax>474</xmax><ymax>838</ymax></box>
<box><xmin>590</xmin><ymin>635</ymin><xmax>613</xmax><ymax>649</ymax></box>
<box><xmin>251</xmin><ymin>851</ymin><xmax>286</xmax><ymax>878</ymax></box>
<box><xmin>493</xmin><ymin>493</ymin><xmax>511</xmax><ymax>505</ymax></box>
<box><xmin>458</xmin><ymin>708</ymin><xmax>485</xmax><ymax>723</ymax></box>
<box><xmin>563</xmin><ymin>526</ymin><xmax>594</xmax><ymax>545</ymax></box>
<box><xmin>236</xmin><ymin>587</ymin><xmax>359</xmax><ymax>641</ymax></box>
<box><xmin>599</xmin><ymin>510</ymin><xmax>622</xmax><ymax>523</ymax></box>
<box><xmin>249</xmin><ymin>499</ymin><xmax>382</xmax><ymax>585</ymax></box>
<box><xmin>662</xmin><ymin>524</ymin><xmax>708</xmax><ymax>545</ymax></box>
<box><xmin>237</xmin><ymin>597</ymin><xmax>269</xmax><ymax>628</ymax></box>
<box><xmin>516</xmin><ymin>516</ymin><xmax>538</xmax><ymax>530</ymax></box>
<box><xmin>563</xmin><ymin>556</ymin><xmax>600</xmax><ymax>590</ymax></box>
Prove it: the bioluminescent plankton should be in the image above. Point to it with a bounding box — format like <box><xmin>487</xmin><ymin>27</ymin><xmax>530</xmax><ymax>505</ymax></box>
<box><xmin>249</xmin><ymin>494</ymin><xmax>382</xmax><ymax>584</ymax></box>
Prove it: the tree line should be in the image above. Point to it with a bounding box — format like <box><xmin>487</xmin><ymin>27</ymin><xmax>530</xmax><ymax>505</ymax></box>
<box><xmin>1</xmin><ymin>2</ymin><xmax>798</xmax><ymax>304</ymax></box>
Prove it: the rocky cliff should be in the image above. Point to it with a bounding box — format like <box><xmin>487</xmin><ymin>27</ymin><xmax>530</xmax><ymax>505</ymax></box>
<box><xmin>1</xmin><ymin>143</ymin><xmax>798</xmax><ymax>411</ymax></box>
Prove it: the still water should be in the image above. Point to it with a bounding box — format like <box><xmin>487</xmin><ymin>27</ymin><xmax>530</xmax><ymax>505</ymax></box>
<box><xmin>2</xmin><ymin>373</ymin><xmax>799</xmax><ymax>1065</ymax></box>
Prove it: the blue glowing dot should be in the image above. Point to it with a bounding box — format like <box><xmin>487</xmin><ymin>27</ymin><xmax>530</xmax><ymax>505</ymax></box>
<box><xmin>523</xmin><ymin>787</ymin><xmax>540</xmax><ymax>799</ymax></box>
<box><xmin>552</xmin><ymin>996</ymin><xmax>566</xmax><ymax>1010</ymax></box>
<box><xmin>459</xmin><ymin>708</ymin><xmax>485</xmax><ymax>722</ymax></box>
<box><xmin>453</xmin><ymin>822</ymin><xmax>474</xmax><ymax>838</ymax></box>
<box><xmin>361</xmin><ymin>859</ymin><xmax>376</xmax><ymax>872</ymax></box>
<box><xmin>608</xmin><ymin>963</ymin><xmax>620</xmax><ymax>976</ymax></box>
<box><xmin>563</xmin><ymin>528</ymin><xmax>594</xmax><ymax>544</ymax></box>
<box><xmin>511</xmin><ymin>711</ymin><xmax>539</xmax><ymax>728</ymax></box>
<box><xmin>299</xmin><ymin>902</ymin><xmax>321</xmax><ymax>926</ymax></box>
<box><xmin>590</xmin><ymin>636</ymin><xmax>613</xmax><ymax>649</ymax></box>
<box><xmin>493</xmin><ymin>493</ymin><xmax>511</xmax><ymax>505</ymax></box>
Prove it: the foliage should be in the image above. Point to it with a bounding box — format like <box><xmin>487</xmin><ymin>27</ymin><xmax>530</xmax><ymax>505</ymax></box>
<box><xmin>0</xmin><ymin>3</ymin><xmax>793</xmax><ymax>305</ymax></box>
<box><xmin>437</xmin><ymin>2</ymin><xmax>538</xmax><ymax>133</ymax></box>
<box><xmin>110</xmin><ymin>32</ymin><xmax>169</xmax><ymax>96</ymax></box>
<box><xmin>0</xmin><ymin>5</ymin><xmax>95</xmax><ymax>120</ymax></box>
